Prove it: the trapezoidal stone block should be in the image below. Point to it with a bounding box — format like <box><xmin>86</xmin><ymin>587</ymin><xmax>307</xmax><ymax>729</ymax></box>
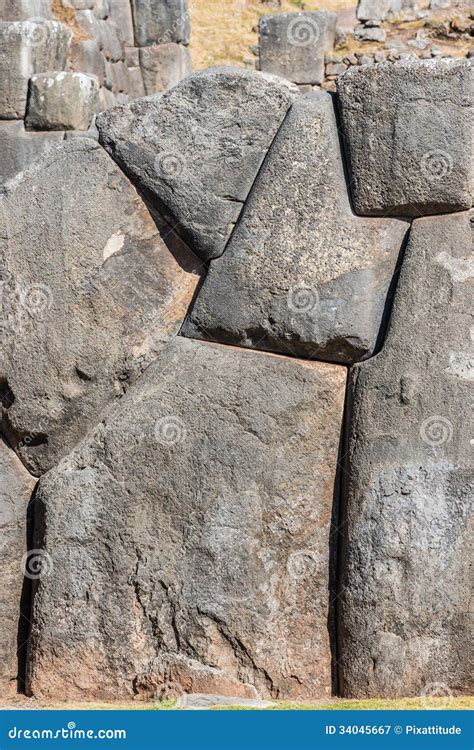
<box><xmin>0</xmin><ymin>438</ymin><xmax>36</xmax><ymax>696</ymax></box>
<box><xmin>0</xmin><ymin>138</ymin><xmax>201</xmax><ymax>476</ymax></box>
<box><xmin>337</xmin><ymin>59</ymin><xmax>473</xmax><ymax>217</ymax></box>
<box><xmin>130</xmin><ymin>0</ymin><xmax>190</xmax><ymax>47</ymax></box>
<box><xmin>183</xmin><ymin>91</ymin><xmax>409</xmax><ymax>365</ymax></box>
<box><xmin>139</xmin><ymin>43</ymin><xmax>191</xmax><ymax>95</ymax></box>
<box><xmin>339</xmin><ymin>210</ymin><xmax>473</xmax><ymax>698</ymax></box>
<box><xmin>96</xmin><ymin>67</ymin><xmax>298</xmax><ymax>262</ymax></box>
<box><xmin>259</xmin><ymin>12</ymin><xmax>337</xmax><ymax>86</ymax></box>
<box><xmin>26</xmin><ymin>337</ymin><xmax>346</xmax><ymax>701</ymax></box>
<box><xmin>25</xmin><ymin>71</ymin><xmax>99</xmax><ymax>131</ymax></box>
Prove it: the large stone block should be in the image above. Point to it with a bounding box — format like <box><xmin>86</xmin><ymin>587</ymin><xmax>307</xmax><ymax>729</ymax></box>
<box><xmin>139</xmin><ymin>43</ymin><xmax>191</xmax><ymax>94</ymax></box>
<box><xmin>0</xmin><ymin>21</ymin><xmax>71</xmax><ymax>119</ymax></box>
<box><xmin>97</xmin><ymin>68</ymin><xmax>298</xmax><ymax>260</ymax></box>
<box><xmin>0</xmin><ymin>120</ymin><xmax>63</xmax><ymax>183</ymax></box>
<box><xmin>25</xmin><ymin>72</ymin><xmax>99</xmax><ymax>131</ymax></box>
<box><xmin>0</xmin><ymin>0</ymin><xmax>52</xmax><ymax>20</ymax></box>
<box><xmin>337</xmin><ymin>59</ymin><xmax>473</xmax><ymax>217</ymax></box>
<box><xmin>26</xmin><ymin>337</ymin><xmax>346</xmax><ymax>700</ymax></box>
<box><xmin>0</xmin><ymin>139</ymin><xmax>201</xmax><ymax>476</ymax></box>
<box><xmin>0</xmin><ymin>439</ymin><xmax>36</xmax><ymax>695</ymax></box>
<box><xmin>131</xmin><ymin>0</ymin><xmax>190</xmax><ymax>47</ymax></box>
<box><xmin>97</xmin><ymin>67</ymin><xmax>298</xmax><ymax>262</ymax></box>
<box><xmin>357</xmin><ymin>0</ymin><xmax>417</xmax><ymax>21</ymax></box>
<box><xmin>70</xmin><ymin>40</ymin><xmax>105</xmax><ymax>86</ymax></box>
<box><xmin>183</xmin><ymin>92</ymin><xmax>409</xmax><ymax>365</ymax></box>
<box><xmin>259</xmin><ymin>12</ymin><xmax>337</xmax><ymax>85</ymax></box>
<box><xmin>107</xmin><ymin>0</ymin><xmax>135</xmax><ymax>47</ymax></box>
<box><xmin>75</xmin><ymin>11</ymin><xmax>124</xmax><ymax>62</ymax></box>
<box><xmin>339</xmin><ymin>211</ymin><xmax>473</xmax><ymax>698</ymax></box>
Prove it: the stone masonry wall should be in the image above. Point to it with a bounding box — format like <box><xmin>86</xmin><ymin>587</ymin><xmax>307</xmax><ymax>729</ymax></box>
<box><xmin>0</xmin><ymin>57</ymin><xmax>472</xmax><ymax>703</ymax></box>
<box><xmin>0</xmin><ymin>0</ymin><xmax>191</xmax><ymax>182</ymax></box>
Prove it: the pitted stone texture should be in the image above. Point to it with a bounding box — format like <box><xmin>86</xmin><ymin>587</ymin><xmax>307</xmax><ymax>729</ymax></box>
<box><xmin>139</xmin><ymin>43</ymin><xmax>191</xmax><ymax>94</ymax></box>
<box><xmin>183</xmin><ymin>92</ymin><xmax>409</xmax><ymax>365</ymax></box>
<box><xmin>0</xmin><ymin>0</ymin><xmax>52</xmax><ymax>19</ymax></box>
<box><xmin>0</xmin><ymin>139</ymin><xmax>201</xmax><ymax>476</ymax></box>
<box><xmin>0</xmin><ymin>21</ymin><xmax>71</xmax><ymax>119</ymax></box>
<box><xmin>0</xmin><ymin>121</ymin><xmax>63</xmax><ymax>183</ymax></box>
<box><xmin>25</xmin><ymin>72</ymin><xmax>99</xmax><ymax>131</ymax></box>
<box><xmin>26</xmin><ymin>337</ymin><xmax>346</xmax><ymax>701</ymax></box>
<box><xmin>0</xmin><ymin>439</ymin><xmax>36</xmax><ymax>695</ymax></box>
<box><xmin>131</xmin><ymin>0</ymin><xmax>190</xmax><ymax>47</ymax></box>
<box><xmin>339</xmin><ymin>211</ymin><xmax>473</xmax><ymax>699</ymax></box>
<box><xmin>259</xmin><ymin>12</ymin><xmax>337</xmax><ymax>85</ymax></box>
<box><xmin>337</xmin><ymin>59</ymin><xmax>473</xmax><ymax>217</ymax></box>
<box><xmin>97</xmin><ymin>67</ymin><xmax>298</xmax><ymax>262</ymax></box>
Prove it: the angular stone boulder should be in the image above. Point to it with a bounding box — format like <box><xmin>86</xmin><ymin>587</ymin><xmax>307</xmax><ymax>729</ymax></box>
<box><xmin>0</xmin><ymin>121</ymin><xmax>63</xmax><ymax>183</ymax></box>
<box><xmin>0</xmin><ymin>439</ymin><xmax>36</xmax><ymax>695</ymax></box>
<box><xmin>96</xmin><ymin>67</ymin><xmax>298</xmax><ymax>262</ymax></box>
<box><xmin>0</xmin><ymin>139</ymin><xmax>201</xmax><ymax>476</ymax></box>
<box><xmin>339</xmin><ymin>210</ymin><xmax>473</xmax><ymax>698</ymax></box>
<box><xmin>25</xmin><ymin>71</ymin><xmax>99</xmax><ymax>131</ymax></box>
<box><xmin>26</xmin><ymin>337</ymin><xmax>346</xmax><ymax>701</ymax></box>
<box><xmin>337</xmin><ymin>59</ymin><xmax>473</xmax><ymax>217</ymax></box>
<box><xmin>139</xmin><ymin>43</ymin><xmax>192</xmax><ymax>95</ymax></box>
<box><xmin>131</xmin><ymin>0</ymin><xmax>190</xmax><ymax>47</ymax></box>
<box><xmin>183</xmin><ymin>92</ymin><xmax>409</xmax><ymax>365</ymax></box>
<box><xmin>0</xmin><ymin>21</ymin><xmax>71</xmax><ymax>119</ymax></box>
<box><xmin>259</xmin><ymin>12</ymin><xmax>337</xmax><ymax>85</ymax></box>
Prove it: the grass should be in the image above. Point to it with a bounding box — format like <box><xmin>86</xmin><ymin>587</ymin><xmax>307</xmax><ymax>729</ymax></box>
<box><xmin>3</xmin><ymin>696</ymin><xmax>473</xmax><ymax>711</ymax></box>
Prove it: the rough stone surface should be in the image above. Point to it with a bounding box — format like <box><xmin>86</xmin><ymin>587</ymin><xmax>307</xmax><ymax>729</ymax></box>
<box><xmin>176</xmin><ymin>693</ymin><xmax>273</xmax><ymax>709</ymax></box>
<box><xmin>70</xmin><ymin>40</ymin><xmax>105</xmax><ymax>87</ymax></box>
<box><xmin>183</xmin><ymin>92</ymin><xmax>409</xmax><ymax>365</ymax></box>
<box><xmin>0</xmin><ymin>21</ymin><xmax>72</xmax><ymax>119</ymax></box>
<box><xmin>357</xmin><ymin>0</ymin><xmax>393</xmax><ymax>21</ymax></box>
<box><xmin>0</xmin><ymin>120</ymin><xmax>63</xmax><ymax>183</ymax></box>
<box><xmin>131</xmin><ymin>0</ymin><xmax>190</xmax><ymax>47</ymax></box>
<box><xmin>259</xmin><ymin>12</ymin><xmax>337</xmax><ymax>85</ymax></box>
<box><xmin>339</xmin><ymin>210</ymin><xmax>473</xmax><ymax>698</ymax></box>
<box><xmin>0</xmin><ymin>139</ymin><xmax>201</xmax><ymax>476</ymax></box>
<box><xmin>107</xmin><ymin>0</ymin><xmax>134</xmax><ymax>47</ymax></box>
<box><xmin>26</xmin><ymin>337</ymin><xmax>346</xmax><ymax>701</ymax></box>
<box><xmin>0</xmin><ymin>0</ymin><xmax>52</xmax><ymax>20</ymax></box>
<box><xmin>25</xmin><ymin>72</ymin><xmax>99</xmax><ymax>131</ymax></box>
<box><xmin>97</xmin><ymin>67</ymin><xmax>298</xmax><ymax>262</ymax></box>
<box><xmin>139</xmin><ymin>43</ymin><xmax>192</xmax><ymax>95</ymax></box>
<box><xmin>0</xmin><ymin>439</ymin><xmax>36</xmax><ymax>695</ymax></box>
<box><xmin>337</xmin><ymin>59</ymin><xmax>473</xmax><ymax>217</ymax></box>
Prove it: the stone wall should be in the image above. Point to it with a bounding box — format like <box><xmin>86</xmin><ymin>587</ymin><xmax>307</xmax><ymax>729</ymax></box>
<box><xmin>0</xmin><ymin>0</ymin><xmax>191</xmax><ymax>182</ymax></box>
<box><xmin>0</xmin><ymin>59</ymin><xmax>472</xmax><ymax>703</ymax></box>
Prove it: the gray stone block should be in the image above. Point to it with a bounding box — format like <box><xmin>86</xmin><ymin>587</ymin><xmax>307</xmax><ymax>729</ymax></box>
<box><xmin>26</xmin><ymin>337</ymin><xmax>346</xmax><ymax>700</ymax></box>
<box><xmin>337</xmin><ymin>59</ymin><xmax>473</xmax><ymax>217</ymax></box>
<box><xmin>183</xmin><ymin>92</ymin><xmax>409</xmax><ymax>365</ymax></box>
<box><xmin>97</xmin><ymin>67</ymin><xmax>298</xmax><ymax>262</ymax></box>
<box><xmin>0</xmin><ymin>439</ymin><xmax>36</xmax><ymax>695</ymax></box>
<box><xmin>70</xmin><ymin>40</ymin><xmax>105</xmax><ymax>86</ymax></box>
<box><xmin>25</xmin><ymin>71</ymin><xmax>99</xmax><ymax>131</ymax></box>
<box><xmin>0</xmin><ymin>120</ymin><xmax>63</xmax><ymax>183</ymax></box>
<box><xmin>0</xmin><ymin>139</ymin><xmax>202</xmax><ymax>475</ymax></box>
<box><xmin>131</xmin><ymin>0</ymin><xmax>190</xmax><ymax>47</ymax></box>
<box><xmin>339</xmin><ymin>210</ymin><xmax>473</xmax><ymax>698</ymax></box>
<box><xmin>0</xmin><ymin>21</ymin><xmax>71</xmax><ymax>119</ymax></box>
<box><xmin>75</xmin><ymin>10</ymin><xmax>124</xmax><ymax>61</ymax></box>
<box><xmin>107</xmin><ymin>0</ymin><xmax>134</xmax><ymax>47</ymax></box>
<box><xmin>259</xmin><ymin>12</ymin><xmax>337</xmax><ymax>85</ymax></box>
<box><xmin>139</xmin><ymin>43</ymin><xmax>191</xmax><ymax>94</ymax></box>
<box><xmin>0</xmin><ymin>0</ymin><xmax>52</xmax><ymax>20</ymax></box>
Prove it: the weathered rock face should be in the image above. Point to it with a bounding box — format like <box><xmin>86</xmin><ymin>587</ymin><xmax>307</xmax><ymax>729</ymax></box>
<box><xmin>339</xmin><ymin>210</ymin><xmax>473</xmax><ymax>698</ymax></box>
<box><xmin>259</xmin><ymin>11</ymin><xmax>337</xmax><ymax>85</ymax></box>
<box><xmin>139</xmin><ymin>43</ymin><xmax>192</xmax><ymax>95</ymax></box>
<box><xmin>25</xmin><ymin>72</ymin><xmax>99</xmax><ymax>131</ymax></box>
<box><xmin>0</xmin><ymin>0</ymin><xmax>52</xmax><ymax>20</ymax></box>
<box><xmin>337</xmin><ymin>59</ymin><xmax>473</xmax><ymax>217</ymax></box>
<box><xmin>131</xmin><ymin>0</ymin><xmax>190</xmax><ymax>47</ymax></box>
<box><xmin>0</xmin><ymin>439</ymin><xmax>36</xmax><ymax>695</ymax></box>
<box><xmin>0</xmin><ymin>120</ymin><xmax>63</xmax><ymax>183</ymax></box>
<box><xmin>183</xmin><ymin>92</ymin><xmax>409</xmax><ymax>364</ymax></box>
<box><xmin>26</xmin><ymin>337</ymin><xmax>346</xmax><ymax>701</ymax></box>
<box><xmin>0</xmin><ymin>21</ymin><xmax>72</xmax><ymax>119</ymax></box>
<box><xmin>0</xmin><ymin>139</ymin><xmax>201</xmax><ymax>476</ymax></box>
<box><xmin>96</xmin><ymin>67</ymin><xmax>298</xmax><ymax>262</ymax></box>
